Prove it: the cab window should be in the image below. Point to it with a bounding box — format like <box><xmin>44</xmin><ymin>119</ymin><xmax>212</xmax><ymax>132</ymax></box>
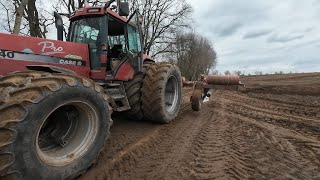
<box><xmin>108</xmin><ymin>17</ymin><xmax>127</xmax><ymax>58</ymax></box>
<box><xmin>127</xmin><ymin>25</ymin><xmax>141</xmax><ymax>53</ymax></box>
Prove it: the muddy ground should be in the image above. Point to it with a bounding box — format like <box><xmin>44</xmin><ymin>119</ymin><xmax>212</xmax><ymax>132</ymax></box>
<box><xmin>80</xmin><ymin>73</ymin><xmax>320</xmax><ymax>180</ymax></box>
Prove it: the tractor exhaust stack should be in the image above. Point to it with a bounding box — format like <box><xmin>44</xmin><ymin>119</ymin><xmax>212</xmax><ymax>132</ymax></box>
<box><xmin>54</xmin><ymin>12</ymin><xmax>63</xmax><ymax>41</ymax></box>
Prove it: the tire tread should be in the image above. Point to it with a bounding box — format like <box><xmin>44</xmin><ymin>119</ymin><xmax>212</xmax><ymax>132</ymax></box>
<box><xmin>141</xmin><ymin>63</ymin><xmax>182</xmax><ymax>123</ymax></box>
<box><xmin>0</xmin><ymin>71</ymin><xmax>112</xmax><ymax>179</ymax></box>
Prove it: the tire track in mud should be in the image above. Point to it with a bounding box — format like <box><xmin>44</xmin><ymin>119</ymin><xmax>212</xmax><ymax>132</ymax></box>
<box><xmin>223</xmin><ymin>91</ymin><xmax>320</xmax><ymax>118</ymax></box>
<box><xmin>188</xmin><ymin>99</ymin><xmax>254</xmax><ymax>179</ymax></box>
<box><xmin>82</xmin><ymin>89</ymin><xmax>257</xmax><ymax>180</ymax></box>
<box><xmin>246</xmin><ymin>92</ymin><xmax>320</xmax><ymax>108</ymax></box>
<box><xmin>221</xmin><ymin>93</ymin><xmax>320</xmax><ymax>140</ymax></box>
<box><xmin>213</xmin><ymin>91</ymin><xmax>320</xmax><ymax>179</ymax></box>
<box><xmin>223</xmin><ymin>111</ymin><xmax>320</xmax><ymax>179</ymax></box>
<box><xmin>116</xmin><ymin>92</ymin><xmax>255</xmax><ymax>180</ymax></box>
<box><xmin>108</xmin><ymin>102</ymin><xmax>215</xmax><ymax>180</ymax></box>
<box><xmin>80</xmin><ymin>90</ymin><xmax>197</xmax><ymax>180</ymax></box>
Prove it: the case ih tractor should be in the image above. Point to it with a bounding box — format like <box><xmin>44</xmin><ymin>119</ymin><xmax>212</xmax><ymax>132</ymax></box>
<box><xmin>0</xmin><ymin>1</ymin><xmax>182</xmax><ymax>179</ymax></box>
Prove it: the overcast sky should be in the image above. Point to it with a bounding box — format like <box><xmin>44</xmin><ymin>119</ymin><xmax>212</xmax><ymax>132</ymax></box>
<box><xmin>186</xmin><ymin>0</ymin><xmax>320</xmax><ymax>74</ymax></box>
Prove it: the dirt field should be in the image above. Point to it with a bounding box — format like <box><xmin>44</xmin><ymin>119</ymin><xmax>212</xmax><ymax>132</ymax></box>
<box><xmin>80</xmin><ymin>73</ymin><xmax>320</xmax><ymax>180</ymax></box>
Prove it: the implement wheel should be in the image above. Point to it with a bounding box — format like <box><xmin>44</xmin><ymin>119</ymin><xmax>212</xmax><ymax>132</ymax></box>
<box><xmin>191</xmin><ymin>90</ymin><xmax>203</xmax><ymax>111</ymax></box>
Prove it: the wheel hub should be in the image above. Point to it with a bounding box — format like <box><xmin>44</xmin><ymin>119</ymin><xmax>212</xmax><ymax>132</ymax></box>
<box><xmin>165</xmin><ymin>75</ymin><xmax>179</xmax><ymax>113</ymax></box>
<box><xmin>36</xmin><ymin>101</ymin><xmax>99</xmax><ymax>166</ymax></box>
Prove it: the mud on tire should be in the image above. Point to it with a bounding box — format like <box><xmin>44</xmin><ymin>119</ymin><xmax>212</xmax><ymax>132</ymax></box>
<box><xmin>0</xmin><ymin>71</ymin><xmax>112</xmax><ymax>179</ymax></box>
<box><xmin>123</xmin><ymin>64</ymin><xmax>152</xmax><ymax>121</ymax></box>
<box><xmin>141</xmin><ymin>63</ymin><xmax>182</xmax><ymax>123</ymax></box>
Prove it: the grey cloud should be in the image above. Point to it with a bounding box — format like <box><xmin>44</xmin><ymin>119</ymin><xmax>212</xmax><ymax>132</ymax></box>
<box><xmin>312</xmin><ymin>0</ymin><xmax>320</xmax><ymax>5</ymax></box>
<box><xmin>293</xmin><ymin>59</ymin><xmax>319</xmax><ymax>66</ymax></box>
<box><xmin>243</xmin><ymin>29</ymin><xmax>272</xmax><ymax>39</ymax></box>
<box><xmin>220</xmin><ymin>49</ymin><xmax>246</xmax><ymax>57</ymax></box>
<box><xmin>188</xmin><ymin>0</ymin><xmax>319</xmax><ymax>73</ymax></box>
<box><xmin>267</xmin><ymin>33</ymin><xmax>304</xmax><ymax>43</ymax></box>
<box><xmin>293</xmin><ymin>59</ymin><xmax>320</xmax><ymax>72</ymax></box>
<box><xmin>273</xmin><ymin>38</ymin><xmax>320</xmax><ymax>52</ymax></box>
<box><xmin>304</xmin><ymin>27</ymin><xmax>314</xmax><ymax>33</ymax></box>
<box><xmin>219</xmin><ymin>54</ymin><xmax>284</xmax><ymax>68</ymax></box>
<box><xmin>214</xmin><ymin>22</ymin><xmax>243</xmax><ymax>37</ymax></box>
<box><xmin>198</xmin><ymin>0</ymin><xmax>271</xmax><ymax>38</ymax></box>
<box><xmin>202</xmin><ymin>0</ymin><xmax>271</xmax><ymax>22</ymax></box>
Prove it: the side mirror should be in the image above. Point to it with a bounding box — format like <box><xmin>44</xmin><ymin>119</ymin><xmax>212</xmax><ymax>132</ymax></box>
<box><xmin>118</xmin><ymin>2</ymin><xmax>129</xmax><ymax>16</ymax></box>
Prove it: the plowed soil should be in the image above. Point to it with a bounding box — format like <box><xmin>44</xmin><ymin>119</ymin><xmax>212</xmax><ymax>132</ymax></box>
<box><xmin>80</xmin><ymin>73</ymin><xmax>320</xmax><ymax>180</ymax></box>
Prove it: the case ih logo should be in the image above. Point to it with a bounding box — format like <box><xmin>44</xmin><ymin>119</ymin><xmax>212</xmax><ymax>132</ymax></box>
<box><xmin>59</xmin><ymin>59</ymin><xmax>83</xmax><ymax>66</ymax></box>
<box><xmin>38</xmin><ymin>41</ymin><xmax>65</xmax><ymax>55</ymax></box>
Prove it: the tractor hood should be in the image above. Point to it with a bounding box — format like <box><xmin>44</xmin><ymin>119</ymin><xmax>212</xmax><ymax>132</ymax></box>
<box><xmin>0</xmin><ymin>33</ymin><xmax>89</xmax><ymax>65</ymax></box>
<box><xmin>0</xmin><ymin>33</ymin><xmax>90</xmax><ymax>76</ymax></box>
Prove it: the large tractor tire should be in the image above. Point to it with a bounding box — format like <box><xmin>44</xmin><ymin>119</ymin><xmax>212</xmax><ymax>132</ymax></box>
<box><xmin>0</xmin><ymin>71</ymin><xmax>112</xmax><ymax>180</ymax></box>
<box><xmin>123</xmin><ymin>73</ymin><xmax>144</xmax><ymax>120</ymax></box>
<box><xmin>141</xmin><ymin>63</ymin><xmax>182</xmax><ymax>123</ymax></box>
<box><xmin>123</xmin><ymin>63</ymin><xmax>151</xmax><ymax>121</ymax></box>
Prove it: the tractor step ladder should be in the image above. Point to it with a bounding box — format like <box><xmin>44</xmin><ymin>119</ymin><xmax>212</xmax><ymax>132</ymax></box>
<box><xmin>102</xmin><ymin>82</ymin><xmax>131</xmax><ymax>112</ymax></box>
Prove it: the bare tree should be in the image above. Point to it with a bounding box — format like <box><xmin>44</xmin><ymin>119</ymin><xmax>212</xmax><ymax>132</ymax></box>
<box><xmin>1</xmin><ymin>0</ymin><xmax>193</xmax><ymax>52</ymax></box>
<box><xmin>212</xmin><ymin>70</ymin><xmax>219</xmax><ymax>75</ymax></box>
<box><xmin>130</xmin><ymin>0</ymin><xmax>192</xmax><ymax>57</ymax></box>
<box><xmin>254</xmin><ymin>71</ymin><xmax>263</xmax><ymax>75</ymax></box>
<box><xmin>0</xmin><ymin>0</ymin><xmax>15</xmax><ymax>32</ymax></box>
<box><xmin>13</xmin><ymin>0</ymin><xmax>28</xmax><ymax>34</ymax></box>
<box><xmin>26</xmin><ymin>0</ymin><xmax>42</xmax><ymax>37</ymax></box>
<box><xmin>233</xmin><ymin>70</ymin><xmax>242</xmax><ymax>76</ymax></box>
<box><xmin>224</xmin><ymin>70</ymin><xmax>231</xmax><ymax>75</ymax></box>
<box><xmin>0</xmin><ymin>0</ymin><xmax>57</xmax><ymax>37</ymax></box>
<box><xmin>58</xmin><ymin>0</ymin><xmax>85</xmax><ymax>15</ymax></box>
<box><xmin>173</xmin><ymin>32</ymin><xmax>217</xmax><ymax>80</ymax></box>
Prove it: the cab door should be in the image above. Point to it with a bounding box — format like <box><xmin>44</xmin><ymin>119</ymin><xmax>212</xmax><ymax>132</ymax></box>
<box><xmin>113</xmin><ymin>10</ymin><xmax>143</xmax><ymax>81</ymax></box>
<box><xmin>126</xmin><ymin>10</ymin><xmax>143</xmax><ymax>73</ymax></box>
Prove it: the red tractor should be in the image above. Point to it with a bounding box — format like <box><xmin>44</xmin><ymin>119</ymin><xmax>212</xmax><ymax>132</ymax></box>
<box><xmin>0</xmin><ymin>1</ymin><xmax>182</xmax><ymax>179</ymax></box>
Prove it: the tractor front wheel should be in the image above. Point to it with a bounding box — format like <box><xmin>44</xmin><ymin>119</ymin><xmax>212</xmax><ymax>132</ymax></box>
<box><xmin>0</xmin><ymin>71</ymin><xmax>112</xmax><ymax>179</ymax></box>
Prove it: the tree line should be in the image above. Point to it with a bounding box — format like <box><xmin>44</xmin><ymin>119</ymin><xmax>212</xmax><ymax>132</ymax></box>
<box><xmin>216</xmin><ymin>70</ymin><xmax>296</xmax><ymax>76</ymax></box>
<box><xmin>169</xmin><ymin>32</ymin><xmax>217</xmax><ymax>80</ymax></box>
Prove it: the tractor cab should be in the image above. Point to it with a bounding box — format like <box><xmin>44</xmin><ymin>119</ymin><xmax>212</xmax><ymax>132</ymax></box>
<box><xmin>57</xmin><ymin>0</ymin><xmax>145</xmax><ymax>81</ymax></box>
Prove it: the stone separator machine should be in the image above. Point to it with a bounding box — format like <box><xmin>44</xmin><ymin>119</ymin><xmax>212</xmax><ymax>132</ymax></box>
<box><xmin>182</xmin><ymin>75</ymin><xmax>245</xmax><ymax>111</ymax></box>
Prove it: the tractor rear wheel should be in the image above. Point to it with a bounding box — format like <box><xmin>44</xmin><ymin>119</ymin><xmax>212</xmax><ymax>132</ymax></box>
<box><xmin>0</xmin><ymin>71</ymin><xmax>112</xmax><ymax>179</ymax></box>
<box><xmin>191</xmin><ymin>90</ymin><xmax>203</xmax><ymax>111</ymax></box>
<box><xmin>141</xmin><ymin>63</ymin><xmax>182</xmax><ymax>123</ymax></box>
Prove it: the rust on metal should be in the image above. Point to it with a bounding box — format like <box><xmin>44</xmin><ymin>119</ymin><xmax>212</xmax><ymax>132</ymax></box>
<box><xmin>206</xmin><ymin>75</ymin><xmax>240</xmax><ymax>85</ymax></box>
<box><xmin>182</xmin><ymin>74</ymin><xmax>244</xmax><ymax>112</ymax></box>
